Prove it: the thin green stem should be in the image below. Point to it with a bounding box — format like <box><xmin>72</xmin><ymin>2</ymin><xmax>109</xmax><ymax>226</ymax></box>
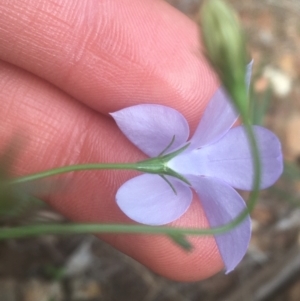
<box><xmin>243</xmin><ymin>117</ymin><xmax>261</xmax><ymax>212</ymax></box>
<box><xmin>0</xmin><ymin>219</ymin><xmax>247</xmax><ymax>240</ymax></box>
<box><xmin>225</xmin><ymin>86</ymin><xmax>261</xmax><ymax>226</ymax></box>
<box><xmin>10</xmin><ymin>163</ymin><xmax>140</xmax><ymax>185</ymax></box>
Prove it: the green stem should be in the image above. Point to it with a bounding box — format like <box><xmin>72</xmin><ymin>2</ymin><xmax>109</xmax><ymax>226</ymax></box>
<box><xmin>243</xmin><ymin>117</ymin><xmax>261</xmax><ymax>213</ymax></box>
<box><xmin>10</xmin><ymin>163</ymin><xmax>140</xmax><ymax>185</ymax></box>
<box><xmin>0</xmin><ymin>220</ymin><xmax>247</xmax><ymax>240</ymax></box>
<box><xmin>9</xmin><ymin>143</ymin><xmax>190</xmax><ymax>186</ymax></box>
<box><xmin>229</xmin><ymin>86</ymin><xmax>261</xmax><ymax>222</ymax></box>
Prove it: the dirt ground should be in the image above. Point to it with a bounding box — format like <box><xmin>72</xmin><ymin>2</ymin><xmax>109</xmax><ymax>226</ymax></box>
<box><xmin>1</xmin><ymin>0</ymin><xmax>300</xmax><ymax>300</ymax></box>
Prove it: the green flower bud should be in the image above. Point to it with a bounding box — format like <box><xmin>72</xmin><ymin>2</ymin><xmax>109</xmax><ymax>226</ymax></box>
<box><xmin>199</xmin><ymin>0</ymin><xmax>249</xmax><ymax>113</ymax></box>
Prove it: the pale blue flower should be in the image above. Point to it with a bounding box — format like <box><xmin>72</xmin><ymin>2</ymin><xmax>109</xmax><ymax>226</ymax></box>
<box><xmin>111</xmin><ymin>86</ymin><xmax>283</xmax><ymax>273</ymax></box>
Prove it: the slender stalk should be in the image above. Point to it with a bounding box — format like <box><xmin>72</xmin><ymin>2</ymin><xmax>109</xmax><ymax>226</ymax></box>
<box><xmin>0</xmin><ymin>221</ymin><xmax>248</xmax><ymax>240</ymax></box>
<box><xmin>10</xmin><ymin>163</ymin><xmax>140</xmax><ymax>185</ymax></box>
<box><xmin>9</xmin><ymin>143</ymin><xmax>190</xmax><ymax>185</ymax></box>
<box><xmin>243</xmin><ymin>117</ymin><xmax>261</xmax><ymax>213</ymax></box>
<box><xmin>238</xmin><ymin>85</ymin><xmax>261</xmax><ymax>212</ymax></box>
<box><xmin>199</xmin><ymin>0</ymin><xmax>261</xmax><ymax>230</ymax></box>
<box><xmin>222</xmin><ymin>86</ymin><xmax>261</xmax><ymax>227</ymax></box>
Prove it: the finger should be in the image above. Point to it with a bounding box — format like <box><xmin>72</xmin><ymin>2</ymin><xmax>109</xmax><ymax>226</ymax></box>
<box><xmin>0</xmin><ymin>0</ymin><xmax>218</xmax><ymax>128</ymax></box>
<box><xmin>0</xmin><ymin>60</ymin><xmax>223</xmax><ymax>281</ymax></box>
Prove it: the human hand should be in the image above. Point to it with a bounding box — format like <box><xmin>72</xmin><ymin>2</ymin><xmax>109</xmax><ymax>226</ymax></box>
<box><xmin>0</xmin><ymin>0</ymin><xmax>221</xmax><ymax>281</ymax></box>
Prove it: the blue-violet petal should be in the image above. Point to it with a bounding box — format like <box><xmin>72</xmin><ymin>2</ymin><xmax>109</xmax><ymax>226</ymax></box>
<box><xmin>190</xmin><ymin>88</ymin><xmax>239</xmax><ymax>148</ymax></box>
<box><xmin>188</xmin><ymin>176</ymin><xmax>251</xmax><ymax>273</ymax></box>
<box><xmin>116</xmin><ymin>174</ymin><xmax>192</xmax><ymax>225</ymax></box>
<box><xmin>190</xmin><ymin>61</ymin><xmax>253</xmax><ymax>149</ymax></box>
<box><xmin>195</xmin><ymin>126</ymin><xmax>283</xmax><ymax>190</ymax></box>
<box><xmin>111</xmin><ymin>104</ymin><xmax>189</xmax><ymax>157</ymax></box>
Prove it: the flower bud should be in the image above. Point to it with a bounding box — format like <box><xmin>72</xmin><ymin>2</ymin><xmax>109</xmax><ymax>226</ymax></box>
<box><xmin>199</xmin><ymin>0</ymin><xmax>248</xmax><ymax>112</ymax></box>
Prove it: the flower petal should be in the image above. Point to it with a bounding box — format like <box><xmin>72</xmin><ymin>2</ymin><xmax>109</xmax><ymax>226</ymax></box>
<box><xmin>190</xmin><ymin>87</ymin><xmax>238</xmax><ymax>148</ymax></box>
<box><xmin>188</xmin><ymin>176</ymin><xmax>251</xmax><ymax>273</ymax></box>
<box><xmin>116</xmin><ymin>174</ymin><xmax>192</xmax><ymax>225</ymax></box>
<box><xmin>111</xmin><ymin>104</ymin><xmax>189</xmax><ymax>157</ymax></box>
<box><xmin>195</xmin><ymin>126</ymin><xmax>283</xmax><ymax>190</ymax></box>
<box><xmin>190</xmin><ymin>62</ymin><xmax>253</xmax><ymax>148</ymax></box>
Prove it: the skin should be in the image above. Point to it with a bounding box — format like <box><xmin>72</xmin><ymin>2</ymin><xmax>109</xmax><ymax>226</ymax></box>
<box><xmin>0</xmin><ymin>0</ymin><xmax>223</xmax><ymax>281</ymax></box>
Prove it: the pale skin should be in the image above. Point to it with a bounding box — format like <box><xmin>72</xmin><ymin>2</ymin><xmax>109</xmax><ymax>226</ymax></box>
<box><xmin>0</xmin><ymin>0</ymin><xmax>224</xmax><ymax>281</ymax></box>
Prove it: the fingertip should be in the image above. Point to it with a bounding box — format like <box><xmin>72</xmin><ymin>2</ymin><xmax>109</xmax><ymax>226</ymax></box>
<box><xmin>100</xmin><ymin>197</ymin><xmax>224</xmax><ymax>282</ymax></box>
<box><xmin>0</xmin><ymin>0</ymin><xmax>218</xmax><ymax>126</ymax></box>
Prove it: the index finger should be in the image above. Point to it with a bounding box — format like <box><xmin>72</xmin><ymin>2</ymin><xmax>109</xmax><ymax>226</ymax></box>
<box><xmin>0</xmin><ymin>0</ymin><xmax>217</xmax><ymax>125</ymax></box>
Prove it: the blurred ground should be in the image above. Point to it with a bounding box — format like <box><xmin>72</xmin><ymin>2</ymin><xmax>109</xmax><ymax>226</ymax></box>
<box><xmin>1</xmin><ymin>0</ymin><xmax>300</xmax><ymax>300</ymax></box>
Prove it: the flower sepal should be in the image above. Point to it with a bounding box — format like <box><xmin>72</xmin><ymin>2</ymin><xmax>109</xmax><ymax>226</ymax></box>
<box><xmin>135</xmin><ymin>143</ymin><xmax>191</xmax><ymax>185</ymax></box>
